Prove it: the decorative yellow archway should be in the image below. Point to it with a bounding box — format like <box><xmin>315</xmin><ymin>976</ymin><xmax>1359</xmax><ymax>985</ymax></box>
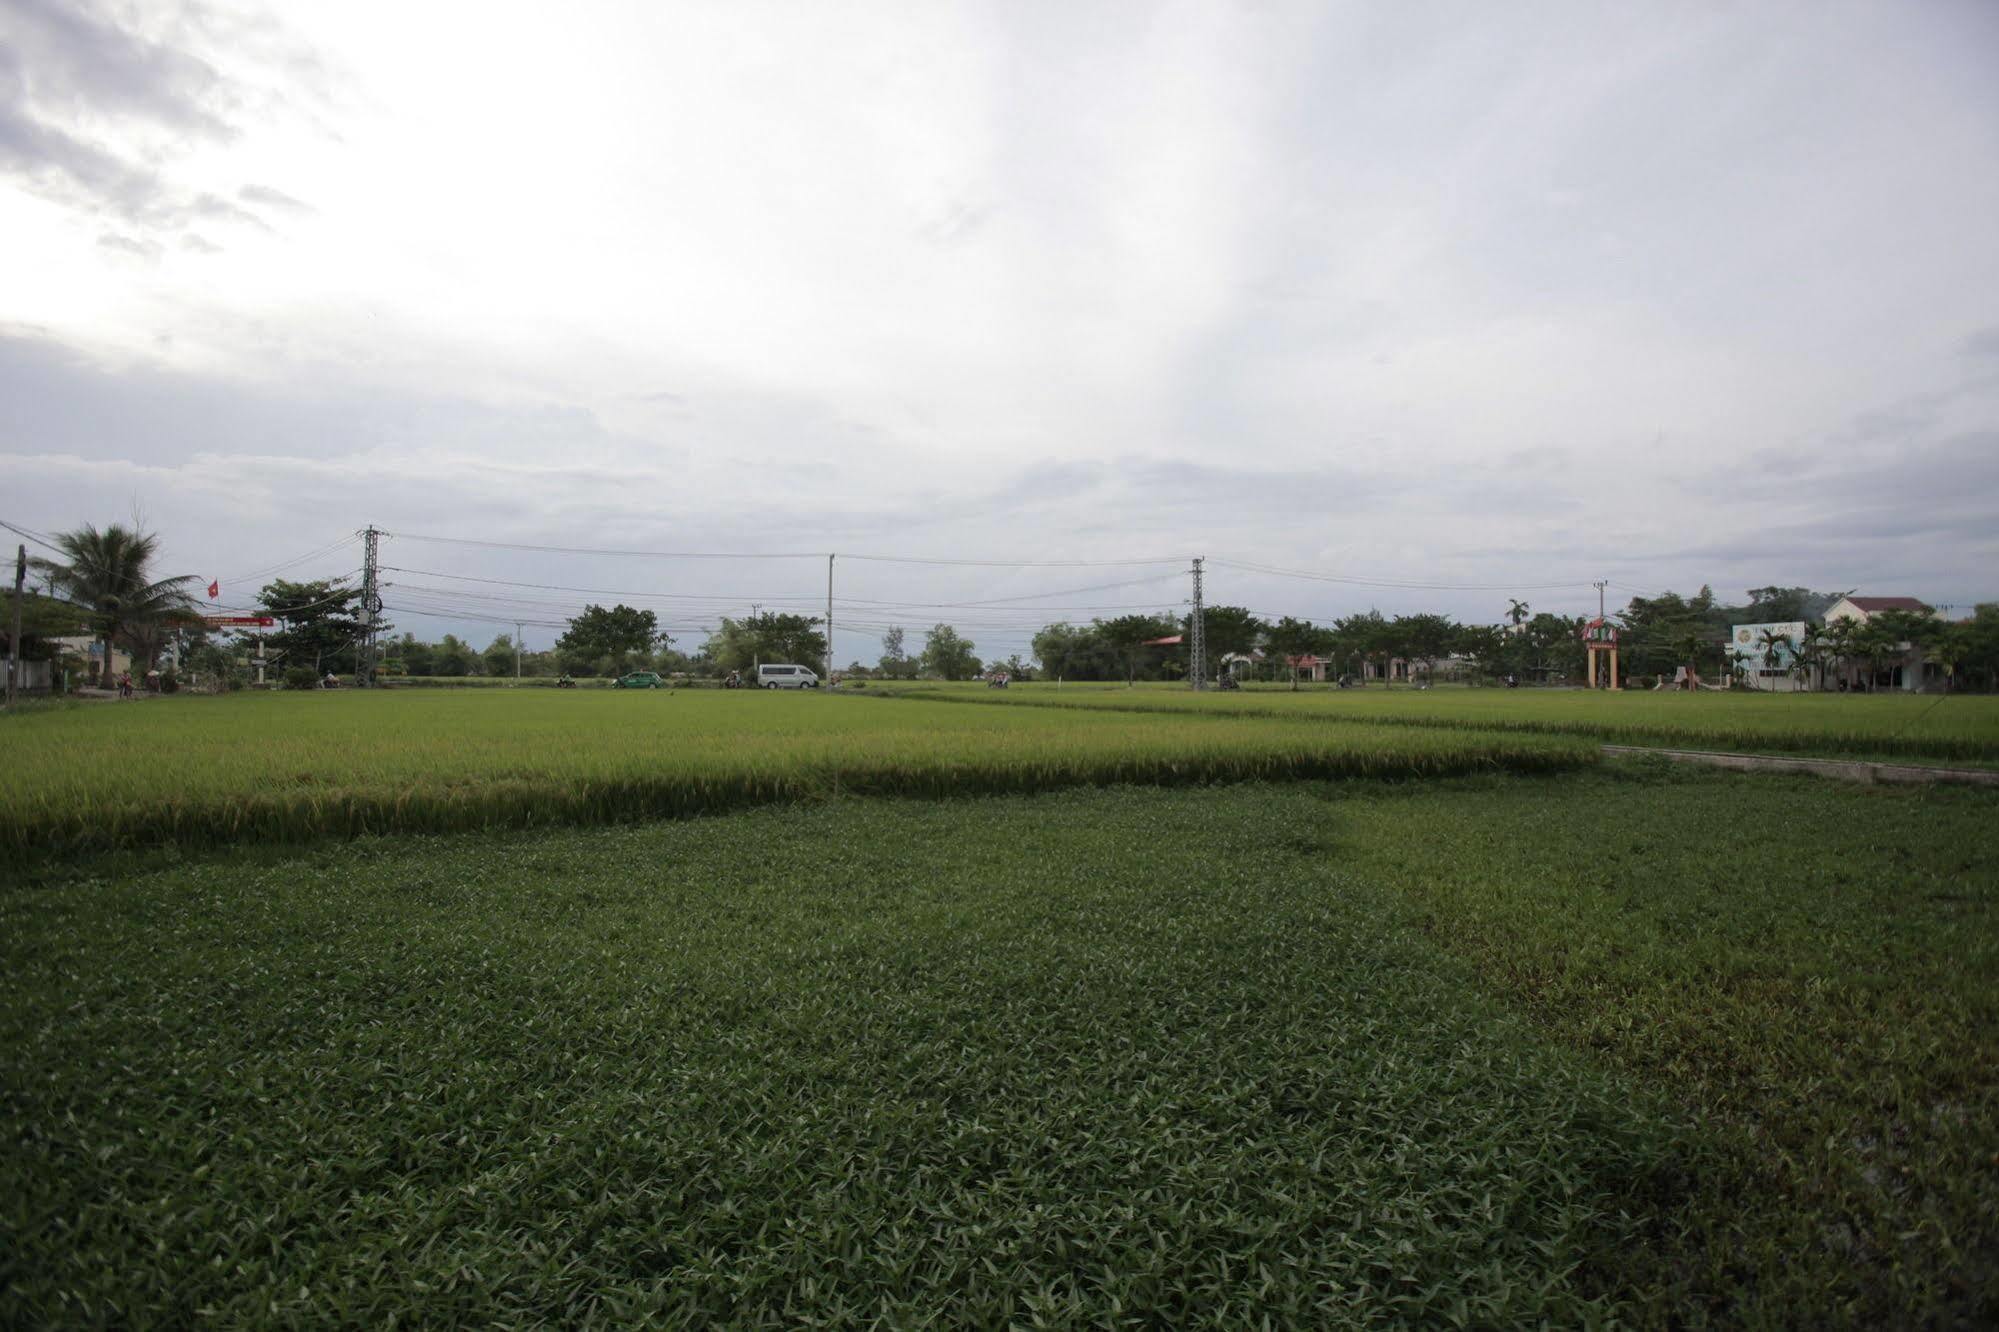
<box><xmin>1583</xmin><ymin>618</ymin><xmax>1620</xmax><ymax>690</ymax></box>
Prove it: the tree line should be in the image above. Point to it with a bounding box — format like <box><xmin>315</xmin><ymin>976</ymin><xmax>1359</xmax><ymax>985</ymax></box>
<box><xmin>10</xmin><ymin>521</ymin><xmax>1999</xmax><ymax>693</ymax></box>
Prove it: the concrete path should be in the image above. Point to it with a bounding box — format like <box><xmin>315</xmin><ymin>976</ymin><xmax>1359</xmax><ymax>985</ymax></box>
<box><xmin>1601</xmin><ymin>745</ymin><xmax>1999</xmax><ymax>788</ymax></box>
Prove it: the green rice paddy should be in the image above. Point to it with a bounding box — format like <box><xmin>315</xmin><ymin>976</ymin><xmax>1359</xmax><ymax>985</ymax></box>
<box><xmin>3</xmin><ymin>689</ymin><xmax>1995</xmax><ymax>1324</ymax></box>
<box><xmin>0</xmin><ymin>691</ymin><xmax>1590</xmax><ymax>857</ymax></box>
<box><xmin>889</xmin><ymin>680</ymin><xmax>1999</xmax><ymax>763</ymax></box>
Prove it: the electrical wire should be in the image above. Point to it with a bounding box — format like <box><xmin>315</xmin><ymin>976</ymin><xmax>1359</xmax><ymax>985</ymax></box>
<box><xmin>0</xmin><ymin>517</ymin><xmax>64</xmax><ymax>552</ymax></box>
<box><xmin>1208</xmin><ymin>556</ymin><xmax>1600</xmax><ymax>592</ymax></box>
<box><xmin>840</xmin><ymin>552</ymin><xmax>1190</xmax><ymax>568</ymax></box>
<box><xmin>380</xmin><ymin>566</ymin><xmax>824</xmax><ymax>605</ymax></box>
<box><xmin>385</xmin><ymin>532</ymin><xmax>825</xmax><ymax>559</ymax></box>
<box><xmin>219</xmin><ymin>534</ymin><xmax>364</xmax><ymax>585</ymax></box>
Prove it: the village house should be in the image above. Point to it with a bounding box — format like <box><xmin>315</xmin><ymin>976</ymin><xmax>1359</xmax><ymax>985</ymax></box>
<box><xmin>1822</xmin><ymin>595</ymin><xmax>1937</xmax><ymax>691</ymax></box>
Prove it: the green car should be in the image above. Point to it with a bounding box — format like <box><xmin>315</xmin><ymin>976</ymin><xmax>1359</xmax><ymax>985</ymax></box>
<box><xmin>613</xmin><ymin>672</ymin><xmax>664</xmax><ymax>689</ymax></box>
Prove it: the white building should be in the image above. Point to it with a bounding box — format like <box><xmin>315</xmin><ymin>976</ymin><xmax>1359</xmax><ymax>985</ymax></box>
<box><xmin>1728</xmin><ymin>620</ymin><xmax>1808</xmax><ymax>691</ymax></box>
<box><xmin>1822</xmin><ymin>596</ymin><xmax>1936</xmax><ymax>692</ymax></box>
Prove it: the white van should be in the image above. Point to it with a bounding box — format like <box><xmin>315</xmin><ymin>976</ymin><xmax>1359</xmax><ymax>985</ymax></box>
<box><xmin>756</xmin><ymin>663</ymin><xmax>820</xmax><ymax>690</ymax></box>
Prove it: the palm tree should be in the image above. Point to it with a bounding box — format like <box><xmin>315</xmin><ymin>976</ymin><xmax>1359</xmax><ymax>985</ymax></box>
<box><xmin>1821</xmin><ymin>618</ymin><xmax>1857</xmax><ymax>691</ymax></box>
<box><xmin>1930</xmin><ymin>623</ymin><xmax>1969</xmax><ymax>692</ymax></box>
<box><xmin>33</xmin><ymin>524</ymin><xmax>198</xmax><ymax>686</ymax></box>
<box><xmin>1506</xmin><ymin>599</ymin><xmax>1530</xmax><ymax>629</ymax></box>
<box><xmin>1754</xmin><ymin>628</ymin><xmax>1794</xmax><ymax>691</ymax></box>
<box><xmin>1791</xmin><ymin>625</ymin><xmax>1829</xmax><ymax>691</ymax></box>
<box><xmin>1854</xmin><ymin>620</ymin><xmax>1899</xmax><ymax>692</ymax></box>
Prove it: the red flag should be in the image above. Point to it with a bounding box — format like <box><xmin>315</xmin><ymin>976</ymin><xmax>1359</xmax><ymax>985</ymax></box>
<box><xmin>207</xmin><ymin>580</ymin><xmax>220</xmax><ymax>599</ymax></box>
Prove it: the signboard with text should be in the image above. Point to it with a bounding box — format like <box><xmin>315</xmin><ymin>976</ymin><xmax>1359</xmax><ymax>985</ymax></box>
<box><xmin>1730</xmin><ymin>621</ymin><xmax>1807</xmax><ymax>668</ymax></box>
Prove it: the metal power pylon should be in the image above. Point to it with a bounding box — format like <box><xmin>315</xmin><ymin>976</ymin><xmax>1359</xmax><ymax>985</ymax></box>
<box><xmin>1189</xmin><ymin>555</ymin><xmax>1206</xmax><ymax>690</ymax></box>
<box><xmin>359</xmin><ymin>526</ymin><xmax>382</xmax><ymax>685</ymax></box>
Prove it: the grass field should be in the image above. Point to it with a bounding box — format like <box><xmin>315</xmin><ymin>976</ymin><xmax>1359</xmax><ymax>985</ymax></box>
<box><xmin>886</xmin><ymin>680</ymin><xmax>1999</xmax><ymax>763</ymax></box>
<box><xmin>4</xmin><ymin>771</ymin><xmax>1993</xmax><ymax>1325</ymax></box>
<box><xmin>0</xmin><ymin>691</ymin><xmax>1592</xmax><ymax>857</ymax></box>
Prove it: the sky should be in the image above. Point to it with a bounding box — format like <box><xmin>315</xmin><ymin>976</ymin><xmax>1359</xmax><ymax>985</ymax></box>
<box><xmin>3</xmin><ymin>0</ymin><xmax>1997</xmax><ymax>666</ymax></box>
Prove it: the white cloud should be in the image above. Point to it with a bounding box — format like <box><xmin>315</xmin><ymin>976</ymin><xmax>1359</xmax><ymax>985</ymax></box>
<box><xmin>4</xmin><ymin>0</ymin><xmax>1998</xmax><ymax>657</ymax></box>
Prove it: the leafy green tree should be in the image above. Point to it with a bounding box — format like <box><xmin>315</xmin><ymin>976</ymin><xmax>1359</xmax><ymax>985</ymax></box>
<box><xmin>558</xmin><ymin>604</ymin><xmax>661</xmax><ymax>674</ymax></box>
<box><xmin>1096</xmin><ymin>613</ymin><xmax>1177</xmax><ymax>685</ymax></box>
<box><xmin>1960</xmin><ymin>604</ymin><xmax>1999</xmax><ymax>692</ymax></box>
<box><xmin>482</xmin><ymin>634</ymin><xmax>517</xmax><ymax>677</ymax></box>
<box><xmin>919</xmin><ymin>624</ymin><xmax>981</xmax><ymax>680</ymax></box>
<box><xmin>878</xmin><ymin>626</ymin><xmax>911</xmax><ymax>678</ymax></box>
<box><xmin>33</xmin><ymin>523</ymin><xmax>198</xmax><ymax>684</ymax></box>
<box><xmin>394</xmin><ymin>633</ymin><xmax>436</xmax><ymax>676</ymax></box>
<box><xmin>1032</xmin><ymin>622</ymin><xmax>1119</xmax><ymax>680</ymax></box>
<box><xmin>1789</xmin><ymin>624</ymin><xmax>1829</xmax><ymax>691</ymax></box>
<box><xmin>652</xmin><ymin>644</ymin><xmax>695</xmax><ymax>675</ymax></box>
<box><xmin>1183</xmin><ymin>606</ymin><xmax>1265</xmax><ymax>676</ymax></box>
<box><xmin>1394</xmin><ymin>613</ymin><xmax>1457</xmax><ymax>683</ymax></box>
<box><xmin>433</xmin><ymin>634</ymin><xmax>474</xmax><ymax>676</ymax></box>
<box><xmin>1330</xmin><ymin>611</ymin><xmax>1391</xmax><ymax>685</ymax></box>
<box><xmin>1821</xmin><ymin>617</ymin><xmax>1858</xmax><ymax>690</ymax></box>
<box><xmin>1739</xmin><ymin>586</ymin><xmax>1851</xmax><ymax>625</ymax></box>
<box><xmin>1617</xmin><ymin>590</ymin><xmax>1723</xmax><ymax>680</ymax></box>
<box><xmin>1861</xmin><ymin>608</ymin><xmax>1939</xmax><ymax>691</ymax></box>
<box><xmin>1264</xmin><ymin>616</ymin><xmax>1327</xmax><ymax>690</ymax></box>
<box><xmin>1929</xmin><ymin>621</ymin><xmax>1971</xmax><ymax>692</ymax></box>
<box><xmin>257</xmin><ymin>578</ymin><xmax>368</xmax><ymax>678</ymax></box>
<box><xmin>702</xmin><ymin>611</ymin><xmax>826</xmax><ymax>674</ymax></box>
<box><xmin>1523</xmin><ymin>612</ymin><xmax>1584</xmax><ymax>683</ymax></box>
<box><xmin>1453</xmin><ymin>623</ymin><xmax>1506</xmax><ymax>680</ymax></box>
<box><xmin>1</xmin><ymin>592</ymin><xmax>88</xmax><ymax>662</ymax></box>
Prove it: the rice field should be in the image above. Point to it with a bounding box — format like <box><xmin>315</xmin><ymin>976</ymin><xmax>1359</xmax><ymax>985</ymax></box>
<box><xmin>0</xmin><ymin>691</ymin><xmax>1591</xmax><ymax>857</ymax></box>
<box><xmin>886</xmin><ymin>680</ymin><xmax>1999</xmax><ymax>763</ymax></box>
<box><xmin>4</xmin><ymin>772</ymin><xmax>1993</xmax><ymax>1325</ymax></box>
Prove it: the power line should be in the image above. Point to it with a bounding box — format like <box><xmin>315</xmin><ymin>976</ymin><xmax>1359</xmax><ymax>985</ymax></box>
<box><xmin>378</xmin><ymin>565</ymin><xmax>1187</xmax><ymax>615</ymax></box>
<box><xmin>385</xmin><ymin>532</ymin><xmax>825</xmax><ymax>559</ymax></box>
<box><xmin>0</xmin><ymin>518</ymin><xmax>63</xmax><ymax>553</ymax></box>
<box><xmin>219</xmin><ymin>534</ymin><xmax>363</xmax><ymax>585</ymax></box>
<box><xmin>841</xmin><ymin>552</ymin><xmax>1189</xmax><ymax>568</ymax></box>
<box><xmin>380</xmin><ymin>566</ymin><xmax>826</xmax><ymax>605</ymax></box>
<box><xmin>1208</xmin><ymin>556</ymin><xmax>1600</xmax><ymax>592</ymax></box>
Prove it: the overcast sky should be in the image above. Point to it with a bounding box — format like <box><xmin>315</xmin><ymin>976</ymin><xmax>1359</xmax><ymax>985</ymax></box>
<box><xmin>3</xmin><ymin>0</ymin><xmax>1996</xmax><ymax>664</ymax></box>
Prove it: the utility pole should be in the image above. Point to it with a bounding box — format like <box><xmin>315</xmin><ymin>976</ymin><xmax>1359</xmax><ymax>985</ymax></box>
<box><xmin>826</xmin><ymin>554</ymin><xmax>835</xmax><ymax>685</ymax></box>
<box><xmin>514</xmin><ymin>621</ymin><xmax>523</xmax><ymax>683</ymax></box>
<box><xmin>1189</xmin><ymin>555</ymin><xmax>1206</xmax><ymax>691</ymax></box>
<box><xmin>1593</xmin><ymin>579</ymin><xmax>1608</xmax><ymax>620</ymax></box>
<box><xmin>7</xmin><ymin>544</ymin><xmax>23</xmax><ymax>708</ymax></box>
<box><xmin>358</xmin><ymin>525</ymin><xmax>382</xmax><ymax>686</ymax></box>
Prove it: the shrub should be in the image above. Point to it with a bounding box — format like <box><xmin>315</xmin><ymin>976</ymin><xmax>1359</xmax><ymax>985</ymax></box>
<box><xmin>283</xmin><ymin>667</ymin><xmax>319</xmax><ymax>691</ymax></box>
